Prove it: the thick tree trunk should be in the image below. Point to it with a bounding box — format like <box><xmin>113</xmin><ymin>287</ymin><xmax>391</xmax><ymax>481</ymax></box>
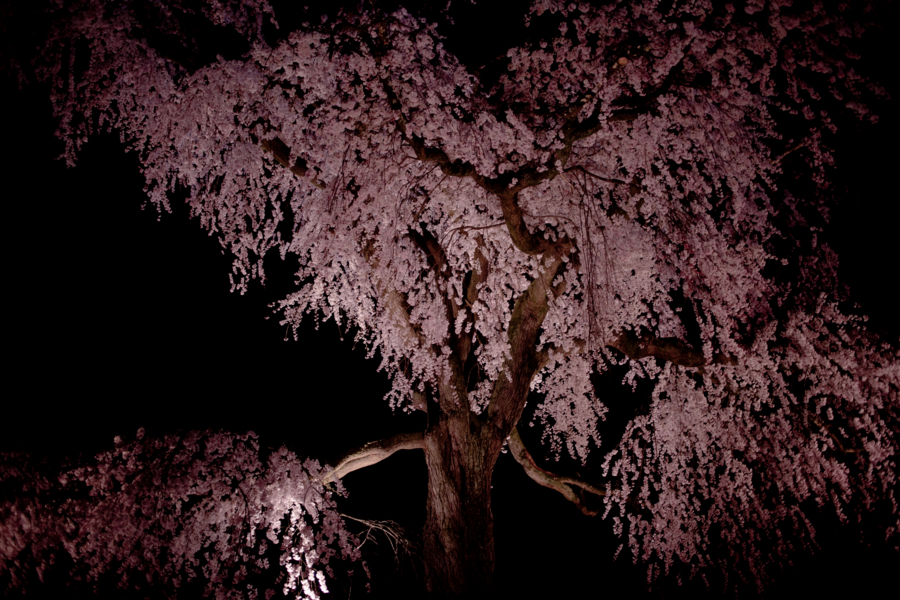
<box><xmin>421</xmin><ymin>408</ymin><xmax>501</xmax><ymax>598</ymax></box>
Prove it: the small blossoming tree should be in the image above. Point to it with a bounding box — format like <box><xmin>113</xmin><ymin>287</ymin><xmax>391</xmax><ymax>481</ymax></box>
<box><xmin>1</xmin><ymin>0</ymin><xmax>897</xmax><ymax>597</ymax></box>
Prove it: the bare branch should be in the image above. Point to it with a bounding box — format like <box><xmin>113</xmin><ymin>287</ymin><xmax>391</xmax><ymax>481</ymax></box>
<box><xmin>507</xmin><ymin>427</ymin><xmax>604</xmax><ymax>517</ymax></box>
<box><xmin>322</xmin><ymin>431</ymin><xmax>425</xmax><ymax>486</ymax></box>
<box><xmin>340</xmin><ymin>513</ymin><xmax>422</xmax><ymax>557</ymax></box>
<box><xmin>772</xmin><ymin>126</ymin><xmax>825</xmax><ymax>166</ymax></box>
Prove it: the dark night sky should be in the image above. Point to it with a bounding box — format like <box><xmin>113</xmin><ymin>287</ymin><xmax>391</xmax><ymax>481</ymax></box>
<box><xmin>2</xmin><ymin>3</ymin><xmax>899</xmax><ymax>597</ymax></box>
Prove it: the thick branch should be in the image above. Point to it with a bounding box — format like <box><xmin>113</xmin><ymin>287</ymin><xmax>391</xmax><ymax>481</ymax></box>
<box><xmin>484</xmin><ymin>239</ymin><xmax>574</xmax><ymax>435</ymax></box>
<box><xmin>606</xmin><ymin>329</ymin><xmax>739</xmax><ymax>368</ymax></box>
<box><xmin>607</xmin><ymin>330</ymin><xmax>706</xmax><ymax>368</ymax></box>
<box><xmin>497</xmin><ymin>192</ymin><xmax>558</xmax><ymax>255</ymax></box>
<box><xmin>507</xmin><ymin>428</ymin><xmax>604</xmax><ymax>517</ymax></box>
<box><xmin>322</xmin><ymin>431</ymin><xmax>425</xmax><ymax>486</ymax></box>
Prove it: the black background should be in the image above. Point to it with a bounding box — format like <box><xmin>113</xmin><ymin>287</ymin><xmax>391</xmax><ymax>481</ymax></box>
<box><xmin>2</xmin><ymin>2</ymin><xmax>898</xmax><ymax>597</ymax></box>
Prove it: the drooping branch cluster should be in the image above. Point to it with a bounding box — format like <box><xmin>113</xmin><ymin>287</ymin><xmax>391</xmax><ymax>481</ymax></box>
<box><xmin>0</xmin><ymin>430</ymin><xmax>360</xmax><ymax>600</ymax></box>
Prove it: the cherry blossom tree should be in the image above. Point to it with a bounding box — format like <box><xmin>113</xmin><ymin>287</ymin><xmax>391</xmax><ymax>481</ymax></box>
<box><xmin>2</xmin><ymin>0</ymin><xmax>898</xmax><ymax>597</ymax></box>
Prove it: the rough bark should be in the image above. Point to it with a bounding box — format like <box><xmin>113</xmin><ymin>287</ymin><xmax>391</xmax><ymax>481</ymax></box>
<box><xmin>421</xmin><ymin>397</ymin><xmax>498</xmax><ymax>598</ymax></box>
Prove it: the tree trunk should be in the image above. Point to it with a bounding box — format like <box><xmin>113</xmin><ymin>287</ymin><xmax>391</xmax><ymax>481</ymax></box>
<box><xmin>421</xmin><ymin>407</ymin><xmax>501</xmax><ymax>598</ymax></box>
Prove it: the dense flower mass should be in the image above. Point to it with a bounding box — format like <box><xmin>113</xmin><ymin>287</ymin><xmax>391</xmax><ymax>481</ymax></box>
<box><xmin>2</xmin><ymin>0</ymin><xmax>897</xmax><ymax>595</ymax></box>
<box><xmin>0</xmin><ymin>431</ymin><xmax>359</xmax><ymax>599</ymax></box>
